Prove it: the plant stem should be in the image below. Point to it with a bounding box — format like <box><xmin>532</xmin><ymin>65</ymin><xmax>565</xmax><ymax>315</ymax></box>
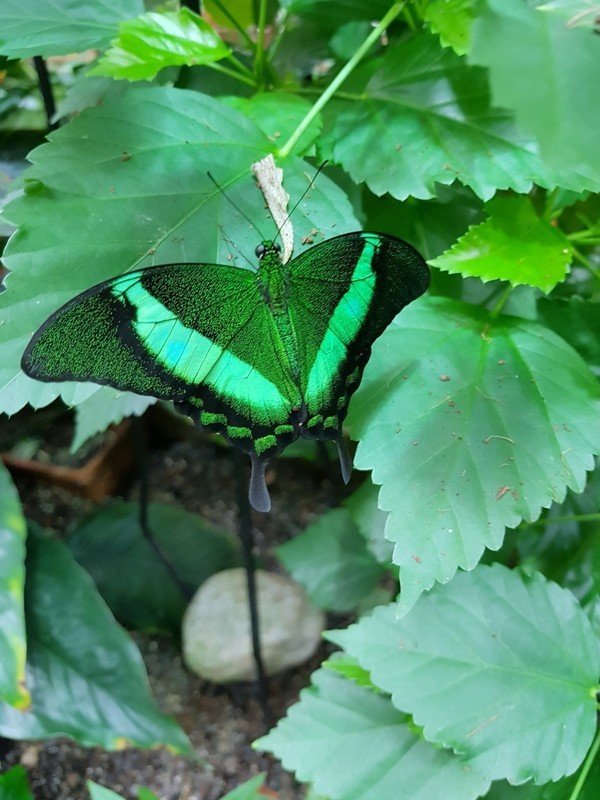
<box><xmin>293</xmin><ymin>86</ymin><xmax>364</xmax><ymax>102</ymax></box>
<box><xmin>33</xmin><ymin>56</ymin><xmax>58</xmax><ymax>131</ymax></box>
<box><xmin>226</xmin><ymin>52</ymin><xmax>257</xmax><ymax>82</ymax></box>
<box><xmin>254</xmin><ymin>0</ymin><xmax>269</xmax><ymax>84</ymax></box>
<box><xmin>209</xmin><ymin>0</ymin><xmax>255</xmax><ymax>50</ymax></box>
<box><xmin>567</xmin><ymin>726</ymin><xmax>600</xmax><ymax>800</ymax></box>
<box><xmin>206</xmin><ymin>60</ymin><xmax>256</xmax><ymax>87</ymax></box>
<box><xmin>277</xmin><ymin>1</ymin><xmax>406</xmax><ymax>159</ymax></box>
<box><xmin>571</xmin><ymin>244</ymin><xmax>600</xmax><ymax>280</ymax></box>
<box><xmin>489</xmin><ymin>284</ymin><xmax>512</xmax><ymax>318</ymax></box>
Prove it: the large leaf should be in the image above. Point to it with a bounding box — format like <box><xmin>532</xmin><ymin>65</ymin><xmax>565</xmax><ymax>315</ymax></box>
<box><xmin>276</xmin><ymin>507</ymin><xmax>386</xmax><ymax>612</ymax></box>
<box><xmin>0</xmin><ymin>462</ymin><xmax>28</xmax><ymax>709</ymax></box>
<box><xmin>470</xmin><ymin>0</ymin><xmax>600</xmax><ymax>186</ymax></box>
<box><xmin>91</xmin><ymin>9</ymin><xmax>229</xmax><ymax>82</ymax></box>
<box><xmin>330</xmin><ymin>564</ymin><xmax>600</xmax><ymax>785</ymax></box>
<box><xmin>0</xmin><ymin>530</ymin><xmax>190</xmax><ymax>752</ymax></box>
<box><xmin>0</xmin><ymin>766</ymin><xmax>33</xmax><ymax>800</ymax></box>
<box><xmin>430</xmin><ymin>195</ymin><xmax>573</xmax><ymax>292</ymax></box>
<box><xmin>72</xmin><ymin>390</ymin><xmax>156</xmax><ymax>452</ymax></box>
<box><xmin>0</xmin><ymin>85</ymin><xmax>359</xmax><ymax>415</ymax></box>
<box><xmin>332</xmin><ymin>33</ymin><xmax>596</xmax><ymax>201</ymax></box>
<box><xmin>68</xmin><ymin>501</ymin><xmax>240</xmax><ymax>634</ymax></box>
<box><xmin>347</xmin><ymin>295</ymin><xmax>600</xmax><ymax>613</ymax></box>
<box><xmin>220</xmin><ymin>775</ymin><xmax>267</xmax><ymax>799</ymax></box>
<box><xmin>536</xmin><ymin>297</ymin><xmax>600</xmax><ymax>377</ymax></box>
<box><xmin>256</xmin><ymin>668</ymin><xmax>490</xmax><ymax>800</ymax></box>
<box><xmin>0</xmin><ymin>0</ymin><xmax>143</xmax><ymax>59</ymax></box>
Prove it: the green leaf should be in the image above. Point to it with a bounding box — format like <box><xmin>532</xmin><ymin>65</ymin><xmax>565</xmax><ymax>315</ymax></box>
<box><xmin>87</xmin><ymin>784</ymin><xmax>125</xmax><ymax>800</ymax></box>
<box><xmin>0</xmin><ymin>0</ymin><xmax>143</xmax><ymax>59</ymax></box>
<box><xmin>343</xmin><ymin>479</ymin><xmax>393</xmax><ymax>566</ymax></box>
<box><xmin>537</xmin><ymin>1</ymin><xmax>600</xmax><ymax>30</ymax></box>
<box><xmin>219</xmin><ymin>775</ymin><xmax>267</xmax><ymax>800</ymax></box>
<box><xmin>330</xmin><ymin>564</ymin><xmax>600</xmax><ymax>785</ymax></box>
<box><xmin>136</xmin><ymin>790</ymin><xmax>160</xmax><ymax>800</ymax></box>
<box><xmin>347</xmin><ymin>295</ymin><xmax>600</xmax><ymax>613</ymax></box>
<box><xmin>276</xmin><ymin>507</ymin><xmax>386</xmax><ymax>612</ymax></box>
<box><xmin>363</xmin><ymin>185</ymin><xmax>485</xmax><ymax>262</ymax></box>
<box><xmin>430</xmin><ymin>195</ymin><xmax>573</xmax><ymax>292</ymax></box>
<box><xmin>537</xmin><ymin>297</ymin><xmax>600</xmax><ymax>377</ymax></box>
<box><xmin>225</xmin><ymin>92</ymin><xmax>322</xmax><ymax>154</ymax></box>
<box><xmin>0</xmin><ymin>766</ymin><xmax>33</xmax><ymax>800</ymax></box>
<box><xmin>0</xmin><ymin>85</ymin><xmax>358</xmax><ymax>415</ymax></box>
<box><xmin>425</xmin><ymin>0</ymin><xmax>474</xmax><ymax>55</ymax></box>
<box><xmin>332</xmin><ymin>33</ymin><xmax>596</xmax><ymax>201</ymax></box>
<box><xmin>91</xmin><ymin>9</ymin><xmax>229</xmax><ymax>82</ymax></box>
<box><xmin>322</xmin><ymin>652</ymin><xmax>380</xmax><ymax>691</ymax></box>
<box><xmin>0</xmin><ymin>529</ymin><xmax>191</xmax><ymax>752</ymax></box>
<box><xmin>67</xmin><ymin>501</ymin><xmax>239</xmax><ymax>634</ymax></box>
<box><xmin>255</xmin><ymin>669</ymin><xmax>490</xmax><ymax>800</ymax></box>
<box><xmin>72</xmin><ymin>390</ymin><xmax>156</xmax><ymax>452</ymax></box>
<box><xmin>470</xmin><ymin>0</ymin><xmax>600</xmax><ymax>187</ymax></box>
<box><xmin>0</xmin><ymin>462</ymin><xmax>28</xmax><ymax>709</ymax></box>
<box><xmin>280</xmin><ymin>0</ymin><xmax>390</xmax><ymax>30</ymax></box>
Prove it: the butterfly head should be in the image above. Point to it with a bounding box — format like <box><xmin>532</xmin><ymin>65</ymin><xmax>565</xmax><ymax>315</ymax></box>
<box><xmin>255</xmin><ymin>240</ymin><xmax>282</xmax><ymax>262</ymax></box>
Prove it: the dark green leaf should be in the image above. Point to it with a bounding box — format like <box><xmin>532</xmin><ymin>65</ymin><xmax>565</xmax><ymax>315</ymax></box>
<box><xmin>330</xmin><ymin>564</ymin><xmax>600</xmax><ymax>784</ymax></box>
<box><xmin>0</xmin><ymin>529</ymin><xmax>191</xmax><ymax>752</ymax></box>
<box><xmin>91</xmin><ymin>9</ymin><xmax>229</xmax><ymax>82</ymax></box>
<box><xmin>281</xmin><ymin>0</ymin><xmax>390</xmax><ymax>30</ymax></box>
<box><xmin>219</xmin><ymin>775</ymin><xmax>267</xmax><ymax>800</ymax></box>
<box><xmin>276</xmin><ymin>507</ymin><xmax>385</xmax><ymax>612</ymax></box>
<box><xmin>68</xmin><ymin>501</ymin><xmax>239</xmax><ymax>634</ymax></box>
<box><xmin>347</xmin><ymin>295</ymin><xmax>600</xmax><ymax>613</ymax></box>
<box><xmin>0</xmin><ymin>765</ymin><xmax>33</xmax><ymax>800</ymax></box>
<box><xmin>537</xmin><ymin>297</ymin><xmax>600</xmax><ymax>376</ymax></box>
<box><xmin>430</xmin><ymin>195</ymin><xmax>573</xmax><ymax>292</ymax></box>
<box><xmin>0</xmin><ymin>462</ymin><xmax>28</xmax><ymax>709</ymax></box>
<box><xmin>255</xmin><ymin>669</ymin><xmax>490</xmax><ymax>800</ymax></box>
<box><xmin>332</xmin><ymin>33</ymin><xmax>596</xmax><ymax>201</ymax></box>
<box><xmin>0</xmin><ymin>85</ymin><xmax>358</xmax><ymax>415</ymax></box>
<box><xmin>0</xmin><ymin>0</ymin><xmax>143</xmax><ymax>59</ymax></box>
<box><xmin>470</xmin><ymin>0</ymin><xmax>600</xmax><ymax>187</ymax></box>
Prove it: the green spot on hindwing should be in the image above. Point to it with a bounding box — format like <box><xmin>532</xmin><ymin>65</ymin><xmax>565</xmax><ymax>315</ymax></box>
<box><xmin>274</xmin><ymin>424</ymin><xmax>294</xmax><ymax>436</ymax></box>
<box><xmin>307</xmin><ymin>415</ymin><xmax>323</xmax><ymax>428</ymax></box>
<box><xmin>228</xmin><ymin>425</ymin><xmax>252</xmax><ymax>439</ymax></box>
<box><xmin>255</xmin><ymin>435</ymin><xmax>277</xmax><ymax>455</ymax></box>
<box><xmin>201</xmin><ymin>411</ymin><xmax>227</xmax><ymax>427</ymax></box>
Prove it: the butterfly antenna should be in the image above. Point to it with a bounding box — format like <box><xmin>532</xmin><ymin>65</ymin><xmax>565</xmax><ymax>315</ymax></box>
<box><xmin>207</xmin><ymin>171</ymin><xmax>267</xmax><ymax>241</ymax></box>
<box><xmin>218</xmin><ymin>224</ymin><xmax>255</xmax><ymax>269</ymax></box>
<box><xmin>274</xmin><ymin>160</ymin><xmax>329</xmax><ymax>247</ymax></box>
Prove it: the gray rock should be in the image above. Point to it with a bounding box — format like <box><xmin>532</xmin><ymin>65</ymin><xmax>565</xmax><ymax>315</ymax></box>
<box><xmin>182</xmin><ymin>568</ymin><xmax>325</xmax><ymax>683</ymax></box>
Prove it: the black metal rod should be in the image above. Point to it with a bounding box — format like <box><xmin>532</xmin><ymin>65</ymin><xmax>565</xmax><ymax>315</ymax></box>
<box><xmin>233</xmin><ymin>448</ymin><xmax>271</xmax><ymax>728</ymax></box>
<box><xmin>33</xmin><ymin>56</ymin><xmax>58</xmax><ymax>131</ymax></box>
<box><xmin>132</xmin><ymin>416</ymin><xmax>194</xmax><ymax>601</ymax></box>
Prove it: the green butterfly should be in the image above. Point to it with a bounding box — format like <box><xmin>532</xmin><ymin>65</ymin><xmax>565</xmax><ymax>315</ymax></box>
<box><xmin>22</xmin><ymin>231</ymin><xmax>429</xmax><ymax>511</ymax></box>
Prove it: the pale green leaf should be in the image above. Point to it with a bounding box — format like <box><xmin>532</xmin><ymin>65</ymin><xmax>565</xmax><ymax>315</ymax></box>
<box><xmin>347</xmin><ymin>296</ymin><xmax>600</xmax><ymax>613</ymax></box>
<box><xmin>0</xmin><ymin>0</ymin><xmax>143</xmax><ymax>58</ymax></box>
<box><xmin>330</xmin><ymin>564</ymin><xmax>600</xmax><ymax>784</ymax></box>
<box><xmin>0</xmin><ymin>462</ymin><xmax>28</xmax><ymax>709</ymax></box>
<box><xmin>276</xmin><ymin>507</ymin><xmax>385</xmax><ymax>612</ymax></box>
<box><xmin>91</xmin><ymin>9</ymin><xmax>229</xmax><ymax>82</ymax></box>
<box><xmin>0</xmin><ymin>85</ymin><xmax>358</xmax><ymax>415</ymax></box>
<box><xmin>425</xmin><ymin>0</ymin><xmax>474</xmax><ymax>54</ymax></box>
<box><xmin>332</xmin><ymin>33</ymin><xmax>596</xmax><ymax>202</ymax></box>
<box><xmin>87</xmin><ymin>784</ymin><xmax>125</xmax><ymax>800</ymax></box>
<box><xmin>0</xmin><ymin>765</ymin><xmax>33</xmax><ymax>800</ymax></box>
<box><xmin>343</xmin><ymin>480</ymin><xmax>393</xmax><ymax>566</ymax></box>
<box><xmin>537</xmin><ymin>1</ymin><xmax>600</xmax><ymax>29</ymax></box>
<box><xmin>256</xmin><ymin>669</ymin><xmax>490</xmax><ymax>800</ymax></box>
<box><xmin>470</xmin><ymin>0</ymin><xmax>600</xmax><ymax>187</ymax></box>
<box><xmin>322</xmin><ymin>653</ymin><xmax>379</xmax><ymax>691</ymax></box>
<box><xmin>430</xmin><ymin>195</ymin><xmax>573</xmax><ymax>292</ymax></box>
<box><xmin>68</xmin><ymin>501</ymin><xmax>239</xmax><ymax>634</ymax></box>
<box><xmin>0</xmin><ymin>529</ymin><xmax>191</xmax><ymax>752</ymax></box>
<box><xmin>72</xmin><ymin>390</ymin><xmax>156</xmax><ymax>452</ymax></box>
<box><xmin>220</xmin><ymin>775</ymin><xmax>267</xmax><ymax>799</ymax></box>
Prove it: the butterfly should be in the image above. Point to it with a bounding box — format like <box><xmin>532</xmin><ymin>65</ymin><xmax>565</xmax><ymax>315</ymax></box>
<box><xmin>21</xmin><ymin>231</ymin><xmax>429</xmax><ymax>511</ymax></box>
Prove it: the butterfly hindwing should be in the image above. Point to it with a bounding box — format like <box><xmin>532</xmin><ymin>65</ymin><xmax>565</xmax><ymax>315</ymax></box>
<box><xmin>287</xmin><ymin>232</ymin><xmax>430</xmax><ymax>441</ymax></box>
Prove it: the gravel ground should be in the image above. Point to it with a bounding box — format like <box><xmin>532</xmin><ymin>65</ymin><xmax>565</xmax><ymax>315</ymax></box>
<box><xmin>0</xmin><ymin>407</ymin><xmax>346</xmax><ymax>799</ymax></box>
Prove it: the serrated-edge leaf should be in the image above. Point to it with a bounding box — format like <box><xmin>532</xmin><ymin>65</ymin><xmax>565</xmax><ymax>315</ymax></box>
<box><xmin>72</xmin><ymin>390</ymin><xmax>156</xmax><ymax>452</ymax></box>
<box><xmin>330</xmin><ymin>564</ymin><xmax>600</xmax><ymax>784</ymax></box>
<box><xmin>430</xmin><ymin>195</ymin><xmax>573</xmax><ymax>292</ymax></box>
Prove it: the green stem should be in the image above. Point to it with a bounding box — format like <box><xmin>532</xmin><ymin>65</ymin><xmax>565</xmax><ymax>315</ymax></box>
<box><xmin>567</xmin><ymin>727</ymin><xmax>600</xmax><ymax>800</ymax></box>
<box><xmin>226</xmin><ymin>52</ymin><xmax>256</xmax><ymax>81</ymax></box>
<box><xmin>206</xmin><ymin>61</ymin><xmax>256</xmax><ymax>87</ymax></box>
<box><xmin>277</xmin><ymin>1</ymin><xmax>407</xmax><ymax>159</ymax></box>
<box><xmin>571</xmin><ymin>244</ymin><xmax>600</xmax><ymax>280</ymax></box>
<box><xmin>527</xmin><ymin>512</ymin><xmax>600</xmax><ymax>528</ymax></box>
<box><xmin>489</xmin><ymin>284</ymin><xmax>512</xmax><ymax>318</ymax></box>
<box><xmin>209</xmin><ymin>0</ymin><xmax>255</xmax><ymax>50</ymax></box>
<box><xmin>293</xmin><ymin>86</ymin><xmax>364</xmax><ymax>102</ymax></box>
<box><xmin>254</xmin><ymin>0</ymin><xmax>269</xmax><ymax>84</ymax></box>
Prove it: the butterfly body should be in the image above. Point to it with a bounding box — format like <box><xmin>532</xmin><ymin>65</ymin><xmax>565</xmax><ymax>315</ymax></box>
<box><xmin>22</xmin><ymin>231</ymin><xmax>430</xmax><ymax>511</ymax></box>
